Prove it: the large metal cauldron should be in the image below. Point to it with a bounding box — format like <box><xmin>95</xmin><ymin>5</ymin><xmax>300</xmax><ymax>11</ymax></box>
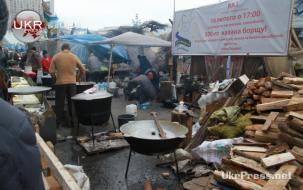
<box><xmin>120</xmin><ymin>120</ymin><xmax>188</xmax><ymax>155</ymax></box>
<box><xmin>76</xmin><ymin>82</ymin><xmax>96</xmax><ymax>94</ymax></box>
<box><xmin>72</xmin><ymin>92</ymin><xmax>116</xmax><ymax>139</ymax></box>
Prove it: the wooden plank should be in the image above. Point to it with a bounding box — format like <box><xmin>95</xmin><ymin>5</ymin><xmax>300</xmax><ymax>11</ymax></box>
<box><xmin>262</xmin><ymin>164</ymin><xmax>297</xmax><ymax>190</ymax></box>
<box><xmin>261</xmin><ymin>112</ymin><xmax>279</xmax><ymax>131</ymax></box>
<box><xmin>35</xmin><ymin>133</ymin><xmax>81</xmax><ymax>190</ymax></box>
<box><xmin>288</xmin><ymin>118</ymin><xmax>303</xmax><ymax>133</ymax></box>
<box><xmin>261</xmin><ymin>98</ymin><xmax>287</xmax><ymax>104</ymax></box>
<box><xmin>271</xmin><ymin>91</ymin><xmax>294</xmax><ymax>98</ymax></box>
<box><xmin>288</xmin><ymin>111</ymin><xmax>303</xmax><ymax>120</ymax></box>
<box><xmin>214</xmin><ymin>170</ymin><xmax>262</xmax><ymax>190</ymax></box>
<box><xmin>265</xmin><ymin>143</ymin><xmax>289</xmax><ymax>157</ymax></box>
<box><xmin>230</xmin><ymin>156</ymin><xmax>273</xmax><ymax>178</ymax></box>
<box><xmin>256</xmin><ymin>99</ymin><xmax>290</xmax><ymax>112</ymax></box>
<box><xmin>250</xmin><ymin>115</ymin><xmax>268</xmax><ymax>123</ymax></box>
<box><xmin>233</xmin><ymin>146</ymin><xmax>267</xmax><ymax>153</ymax></box>
<box><xmin>233</xmin><ymin>150</ymin><xmax>265</xmax><ymax>162</ymax></box>
<box><xmin>42</xmin><ymin>173</ymin><xmax>50</xmax><ymax>190</ymax></box>
<box><xmin>261</xmin><ymin>152</ymin><xmax>296</xmax><ymax>168</ymax></box>
<box><xmin>283</xmin><ymin>77</ymin><xmax>303</xmax><ymax>85</ymax></box>
<box><xmin>289</xmin><ymin>84</ymin><xmax>303</xmax><ymax>90</ymax></box>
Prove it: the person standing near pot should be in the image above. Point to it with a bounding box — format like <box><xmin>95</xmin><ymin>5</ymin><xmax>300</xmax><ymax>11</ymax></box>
<box><xmin>50</xmin><ymin>43</ymin><xmax>85</xmax><ymax>128</ymax></box>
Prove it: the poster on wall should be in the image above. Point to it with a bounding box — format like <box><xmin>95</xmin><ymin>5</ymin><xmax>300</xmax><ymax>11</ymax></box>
<box><xmin>293</xmin><ymin>0</ymin><xmax>303</xmax><ymax>28</ymax></box>
<box><xmin>172</xmin><ymin>0</ymin><xmax>293</xmax><ymax>56</ymax></box>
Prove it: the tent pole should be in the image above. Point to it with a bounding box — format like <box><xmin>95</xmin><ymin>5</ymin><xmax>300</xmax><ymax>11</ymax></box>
<box><xmin>107</xmin><ymin>44</ymin><xmax>114</xmax><ymax>83</ymax></box>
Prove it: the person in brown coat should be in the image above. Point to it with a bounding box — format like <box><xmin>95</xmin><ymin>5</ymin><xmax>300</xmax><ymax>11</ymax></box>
<box><xmin>50</xmin><ymin>43</ymin><xmax>85</xmax><ymax>128</ymax></box>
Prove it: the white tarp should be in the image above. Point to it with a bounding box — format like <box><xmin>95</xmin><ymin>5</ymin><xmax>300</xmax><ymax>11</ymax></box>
<box><xmin>172</xmin><ymin>0</ymin><xmax>293</xmax><ymax>56</ymax></box>
<box><xmin>94</xmin><ymin>32</ymin><xmax>171</xmax><ymax>47</ymax></box>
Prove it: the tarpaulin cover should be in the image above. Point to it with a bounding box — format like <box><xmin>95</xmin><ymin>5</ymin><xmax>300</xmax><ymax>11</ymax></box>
<box><xmin>60</xmin><ymin>34</ymin><xmax>129</xmax><ymax>64</ymax></box>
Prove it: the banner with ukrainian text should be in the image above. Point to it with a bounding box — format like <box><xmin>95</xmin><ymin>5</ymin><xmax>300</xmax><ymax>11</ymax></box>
<box><xmin>172</xmin><ymin>0</ymin><xmax>293</xmax><ymax>56</ymax></box>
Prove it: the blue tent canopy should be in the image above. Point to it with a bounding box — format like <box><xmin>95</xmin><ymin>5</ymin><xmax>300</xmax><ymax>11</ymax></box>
<box><xmin>59</xmin><ymin>34</ymin><xmax>129</xmax><ymax>64</ymax></box>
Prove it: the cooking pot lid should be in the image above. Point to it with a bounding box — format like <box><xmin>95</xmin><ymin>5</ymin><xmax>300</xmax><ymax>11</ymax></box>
<box><xmin>72</xmin><ymin>91</ymin><xmax>112</xmax><ymax>101</ymax></box>
<box><xmin>120</xmin><ymin>120</ymin><xmax>188</xmax><ymax>140</ymax></box>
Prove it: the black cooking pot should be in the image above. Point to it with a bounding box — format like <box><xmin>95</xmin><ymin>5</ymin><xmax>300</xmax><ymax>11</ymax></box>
<box><xmin>76</xmin><ymin>82</ymin><xmax>95</xmax><ymax>94</ymax></box>
<box><xmin>72</xmin><ymin>92</ymin><xmax>112</xmax><ymax>125</ymax></box>
<box><xmin>120</xmin><ymin>120</ymin><xmax>188</xmax><ymax>155</ymax></box>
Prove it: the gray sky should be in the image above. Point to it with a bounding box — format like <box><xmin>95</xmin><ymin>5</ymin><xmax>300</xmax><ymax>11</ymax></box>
<box><xmin>55</xmin><ymin>0</ymin><xmax>221</xmax><ymax>30</ymax></box>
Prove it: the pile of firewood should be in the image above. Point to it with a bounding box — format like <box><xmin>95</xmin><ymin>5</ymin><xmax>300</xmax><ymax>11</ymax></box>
<box><xmin>241</xmin><ymin>77</ymin><xmax>273</xmax><ymax>111</ymax></box>
<box><xmin>214</xmin><ymin>140</ymin><xmax>303</xmax><ymax>190</ymax></box>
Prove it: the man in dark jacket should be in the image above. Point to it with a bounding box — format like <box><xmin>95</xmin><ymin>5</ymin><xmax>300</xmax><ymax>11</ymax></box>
<box><xmin>0</xmin><ymin>0</ymin><xmax>44</xmax><ymax>189</ymax></box>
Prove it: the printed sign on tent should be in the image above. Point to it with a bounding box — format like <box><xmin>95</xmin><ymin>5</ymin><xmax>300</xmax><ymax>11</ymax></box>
<box><xmin>172</xmin><ymin>0</ymin><xmax>293</xmax><ymax>56</ymax></box>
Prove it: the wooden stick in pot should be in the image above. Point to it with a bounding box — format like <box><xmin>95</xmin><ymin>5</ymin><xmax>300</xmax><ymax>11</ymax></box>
<box><xmin>150</xmin><ymin>112</ymin><xmax>167</xmax><ymax>138</ymax></box>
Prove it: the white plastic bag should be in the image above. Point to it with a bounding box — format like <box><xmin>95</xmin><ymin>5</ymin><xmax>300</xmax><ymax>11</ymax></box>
<box><xmin>192</xmin><ymin>137</ymin><xmax>243</xmax><ymax>165</ymax></box>
<box><xmin>64</xmin><ymin>164</ymin><xmax>90</xmax><ymax>190</ymax></box>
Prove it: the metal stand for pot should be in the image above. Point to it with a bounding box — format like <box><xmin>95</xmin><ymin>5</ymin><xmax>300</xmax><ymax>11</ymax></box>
<box><xmin>77</xmin><ymin>112</ymin><xmax>117</xmax><ymax>146</ymax></box>
<box><xmin>124</xmin><ymin>149</ymin><xmax>180</xmax><ymax>179</ymax></box>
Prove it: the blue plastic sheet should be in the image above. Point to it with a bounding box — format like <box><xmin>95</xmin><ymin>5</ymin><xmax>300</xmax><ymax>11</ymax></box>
<box><xmin>60</xmin><ymin>34</ymin><xmax>129</xmax><ymax>64</ymax></box>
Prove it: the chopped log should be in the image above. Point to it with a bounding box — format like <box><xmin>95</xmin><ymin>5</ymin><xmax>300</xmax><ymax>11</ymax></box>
<box><xmin>235</xmin><ymin>141</ymin><xmax>269</xmax><ymax>147</ymax></box>
<box><xmin>261</xmin><ymin>152</ymin><xmax>296</xmax><ymax>168</ymax></box>
<box><xmin>262</xmin><ymin>112</ymin><xmax>279</xmax><ymax>131</ymax></box>
<box><xmin>299</xmin><ymin>90</ymin><xmax>303</xmax><ymax>95</ymax></box>
<box><xmin>291</xmin><ymin>146</ymin><xmax>303</xmax><ymax>164</ymax></box>
<box><xmin>261</xmin><ymin>98</ymin><xmax>287</xmax><ymax>104</ymax></box>
<box><xmin>271</xmin><ymin>91</ymin><xmax>294</xmax><ymax>98</ymax></box>
<box><xmin>255</xmin><ymin>87</ymin><xmax>266</xmax><ymax>95</ymax></box>
<box><xmin>289</xmin><ymin>84</ymin><xmax>303</xmax><ymax>90</ymax></box>
<box><xmin>280</xmin><ymin>133</ymin><xmax>303</xmax><ymax>148</ymax></box>
<box><xmin>262</xmin><ymin>164</ymin><xmax>297</xmax><ymax>190</ymax></box>
<box><xmin>265</xmin><ymin>143</ymin><xmax>289</xmax><ymax>157</ymax></box>
<box><xmin>288</xmin><ymin>111</ymin><xmax>303</xmax><ymax>121</ymax></box>
<box><xmin>256</xmin><ymin>99</ymin><xmax>290</xmax><ymax>112</ymax></box>
<box><xmin>213</xmin><ymin>170</ymin><xmax>262</xmax><ymax>190</ymax></box>
<box><xmin>253</xmin><ymin>95</ymin><xmax>261</xmax><ymax>101</ymax></box>
<box><xmin>277</xmin><ymin>72</ymin><xmax>296</xmax><ymax>80</ymax></box>
<box><xmin>254</xmin><ymin>131</ymin><xmax>279</xmax><ymax>143</ymax></box>
<box><xmin>221</xmin><ymin>159</ymin><xmax>267</xmax><ymax>187</ymax></box>
<box><xmin>230</xmin><ymin>156</ymin><xmax>273</xmax><ymax>178</ymax></box>
<box><xmin>283</xmin><ymin>77</ymin><xmax>303</xmax><ymax>85</ymax></box>
<box><xmin>286</xmin><ymin>98</ymin><xmax>303</xmax><ymax>111</ymax></box>
<box><xmin>246</xmin><ymin>125</ymin><xmax>264</xmax><ymax>131</ymax></box>
<box><xmin>233</xmin><ymin>150</ymin><xmax>265</xmax><ymax>162</ymax></box>
<box><xmin>264</xmin><ymin>81</ymin><xmax>272</xmax><ymax>90</ymax></box>
<box><xmin>279</xmin><ymin>123</ymin><xmax>303</xmax><ymax>139</ymax></box>
<box><xmin>262</xmin><ymin>91</ymin><xmax>271</xmax><ymax>98</ymax></box>
<box><xmin>247</xmin><ymin>81</ymin><xmax>257</xmax><ymax>90</ymax></box>
<box><xmin>272</xmin><ymin>80</ymin><xmax>296</xmax><ymax>90</ymax></box>
<box><xmin>288</xmin><ymin>118</ymin><xmax>303</xmax><ymax>133</ymax></box>
<box><xmin>292</xmin><ymin>146</ymin><xmax>303</xmax><ymax>158</ymax></box>
<box><xmin>233</xmin><ymin>146</ymin><xmax>268</xmax><ymax>153</ymax></box>
<box><xmin>256</xmin><ymin>78</ymin><xmax>266</xmax><ymax>88</ymax></box>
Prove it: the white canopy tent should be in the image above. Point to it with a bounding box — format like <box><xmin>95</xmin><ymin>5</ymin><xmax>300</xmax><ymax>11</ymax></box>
<box><xmin>92</xmin><ymin>32</ymin><xmax>171</xmax><ymax>82</ymax></box>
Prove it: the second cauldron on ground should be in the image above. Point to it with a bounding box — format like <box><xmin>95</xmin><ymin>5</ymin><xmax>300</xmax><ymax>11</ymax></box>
<box><xmin>120</xmin><ymin>120</ymin><xmax>188</xmax><ymax>178</ymax></box>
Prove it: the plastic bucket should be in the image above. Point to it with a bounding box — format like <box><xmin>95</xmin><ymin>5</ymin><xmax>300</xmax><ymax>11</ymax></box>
<box><xmin>118</xmin><ymin>114</ymin><xmax>135</xmax><ymax>127</ymax></box>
